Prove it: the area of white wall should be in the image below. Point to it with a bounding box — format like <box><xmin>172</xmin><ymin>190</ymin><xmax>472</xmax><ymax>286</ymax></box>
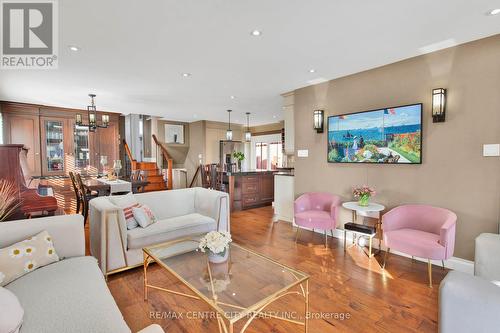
<box><xmin>124</xmin><ymin>114</ymin><xmax>143</xmax><ymax>161</ymax></box>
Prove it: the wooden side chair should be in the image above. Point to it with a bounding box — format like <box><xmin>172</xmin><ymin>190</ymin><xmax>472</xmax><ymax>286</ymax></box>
<box><xmin>75</xmin><ymin>173</ymin><xmax>98</xmax><ymax>225</ymax></box>
<box><xmin>69</xmin><ymin>172</ymin><xmax>82</xmax><ymax>214</ymax></box>
<box><xmin>200</xmin><ymin>164</ymin><xmax>211</xmax><ymax>188</ymax></box>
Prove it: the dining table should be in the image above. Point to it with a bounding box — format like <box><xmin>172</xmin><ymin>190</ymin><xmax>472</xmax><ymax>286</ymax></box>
<box><xmin>83</xmin><ymin>178</ymin><xmax>149</xmax><ymax>196</ymax></box>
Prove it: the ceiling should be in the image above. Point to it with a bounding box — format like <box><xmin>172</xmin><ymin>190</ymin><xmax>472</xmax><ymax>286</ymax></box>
<box><xmin>1</xmin><ymin>0</ymin><xmax>499</xmax><ymax>125</ymax></box>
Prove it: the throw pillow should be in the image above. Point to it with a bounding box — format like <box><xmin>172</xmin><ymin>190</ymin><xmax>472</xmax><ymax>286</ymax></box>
<box><xmin>0</xmin><ymin>287</ymin><xmax>24</xmax><ymax>333</ymax></box>
<box><xmin>133</xmin><ymin>205</ymin><xmax>157</xmax><ymax>228</ymax></box>
<box><xmin>110</xmin><ymin>193</ymin><xmax>140</xmax><ymax>230</ymax></box>
<box><xmin>0</xmin><ymin>230</ymin><xmax>59</xmax><ymax>287</ymax></box>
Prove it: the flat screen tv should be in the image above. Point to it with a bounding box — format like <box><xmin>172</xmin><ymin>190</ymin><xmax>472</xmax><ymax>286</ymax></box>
<box><xmin>327</xmin><ymin>103</ymin><xmax>422</xmax><ymax>164</ymax></box>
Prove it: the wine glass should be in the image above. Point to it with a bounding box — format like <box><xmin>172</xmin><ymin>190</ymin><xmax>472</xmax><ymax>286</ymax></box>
<box><xmin>113</xmin><ymin>159</ymin><xmax>122</xmax><ymax>179</ymax></box>
<box><xmin>100</xmin><ymin>155</ymin><xmax>108</xmax><ymax>177</ymax></box>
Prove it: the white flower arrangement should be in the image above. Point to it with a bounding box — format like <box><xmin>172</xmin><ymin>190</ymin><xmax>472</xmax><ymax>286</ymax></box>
<box><xmin>198</xmin><ymin>231</ymin><xmax>232</xmax><ymax>255</ymax></box>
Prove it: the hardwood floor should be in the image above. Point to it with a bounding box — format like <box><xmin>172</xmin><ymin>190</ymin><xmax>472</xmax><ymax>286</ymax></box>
<box><xmin>107</xmin><ymin>206</ymin><xmax>446</xmax><ymax>333</ymax></box>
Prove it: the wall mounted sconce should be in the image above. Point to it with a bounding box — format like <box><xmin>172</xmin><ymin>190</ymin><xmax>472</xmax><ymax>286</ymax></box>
<box><xmin>432</xmin><ymin>88</ymin><xmax>446</xmax><ymax>123</ymax></box>
<box><xmin>313</xmin><ymin>110</ymin><xmax>324</xmax><ymax>133</ymax></box>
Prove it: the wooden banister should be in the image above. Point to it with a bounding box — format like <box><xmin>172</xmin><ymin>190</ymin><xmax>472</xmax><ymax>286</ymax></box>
<box><xmin>189</xmin><ymin>165</ymin><xmax>201</xmax><ymax>188</ymax></box>
<box><xmin>123</xmin><ymin>139</ymin><xmax>137</xmax><ymax>170</ymax></box>
<box><xmin>152</xmin><ymin>134</ymin><xmax>173</xmax><ymax>190</ymax></box>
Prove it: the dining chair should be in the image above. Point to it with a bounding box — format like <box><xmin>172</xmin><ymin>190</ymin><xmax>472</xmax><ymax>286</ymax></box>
<box><xmin>130</xmin><ymin>170</ymin><xmax>140</xmax><ymax>181</ymax></box>
<box><xmin>294</xmin><ymin>192</ymin><xmax>342</xmax><ymax>247</ymax></box>
<box><xmin>214</xmin><ymin>164</ymin><xmax>226</xmax><ymax>192</ymax></box>
<box><xmin>382</xmin><ymin>204</ymin><xmax>457</xmax><ymax>287</ymax></box>
<box><xmin>200</xmin><ymin>164</ymin><xmax>211</xmax><ymax>188</ymax></box>
<box><xmin>75</xmin><ymin>173</ymin><xmax>98</xmax><ymax>224</ymax></box>
<box><xmin>69</xmin><ymin>172</ymin><xmax>82</xmax><ymax>214</ymax></box>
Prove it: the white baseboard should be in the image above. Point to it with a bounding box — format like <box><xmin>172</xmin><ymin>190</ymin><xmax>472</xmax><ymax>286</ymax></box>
<box><xmin>288</xmin><ymin>223</ymin><xmax>474</xmax><ymax>275</ymax></box>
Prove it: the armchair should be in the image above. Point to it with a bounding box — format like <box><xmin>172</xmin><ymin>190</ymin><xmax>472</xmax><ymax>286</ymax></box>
<box><xmin>439</xmin><ymin>233</ymin><xmax>500</xmax><ymax>333</ymax></box>
<box><xmin>382</xmin><ymin>204</ymin><xmax>457</xmax><ymax>287</ymax></box>
<box><xmin>294</xmin><ymin>192</ymin><xmax>341</xmax><ymax>247</ymax></box>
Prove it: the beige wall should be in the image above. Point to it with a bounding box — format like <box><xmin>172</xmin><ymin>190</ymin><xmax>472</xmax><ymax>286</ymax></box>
<box><xmin>293</xmin><ymin>34</ymin><xmax>500</xmax><ymax>260</ymax></box>
<box><xmin>205</xmin><ymin>121</ymin><xmax>243</xmax><ymax>164</ymax></box>
<box><xmin>185</xmin><ymin>121</ymin><xmax>205</xmax><ymax>187</ymax></box>
<box><xmin>157</xmin><ymin>119</ymin><xmax>190</xmax><ymax>146</ymax></box>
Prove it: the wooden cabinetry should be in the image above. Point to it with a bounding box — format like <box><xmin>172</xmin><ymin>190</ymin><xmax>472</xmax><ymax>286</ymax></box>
<box><xmin>40</xmin><ymin>116</ymin><xmax>72</xmax><ymax>176</ymax></box>
<box><xmin>0</xmin><ymin>102</ymin><xmax>120</xmax><ymax>177</ymax></box>
<box><xmin>2</xmin><ymin>106</ymin><xmax>41</xmax><ymax>176</ymax></box>
<box><xmin>230</xmin><ymin>172</ymin><xmax>275</xmax><ymax>211</ymax></box>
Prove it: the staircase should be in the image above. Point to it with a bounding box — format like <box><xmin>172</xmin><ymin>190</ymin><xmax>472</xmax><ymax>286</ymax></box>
<box><xmin>136</xmin><ymin>161</ymin><xmax>166</xmax><ymax>191</ymax></box>
<box><xmin>123</xmin><ymin>140</ymin><xmax>168</xmax><ymax>192</ymax></box>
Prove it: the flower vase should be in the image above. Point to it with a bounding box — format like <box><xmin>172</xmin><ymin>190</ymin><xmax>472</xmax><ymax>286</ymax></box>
<box><xmin>358</xmin><ymin>194</ymin><xmax>370</xmax><ymax>207</ymax></box>
<box><xmin>237</xmin><ymin>160</ymin><xmax>242</xmax><ymax>172</ymax></box>
<box><xmin>208</xmin><ymin>249</ymin><xmax>229</xmax><ymax>264</ymax></box>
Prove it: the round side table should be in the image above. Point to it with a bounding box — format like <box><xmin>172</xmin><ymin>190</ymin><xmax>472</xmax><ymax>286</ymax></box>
<box><xmin>342</xmin><ymin>201</ymin><xmax>385</xmax><ymax>256</ymax></box>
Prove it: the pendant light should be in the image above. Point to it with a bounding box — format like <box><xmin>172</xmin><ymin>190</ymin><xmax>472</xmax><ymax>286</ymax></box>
<box><xmin>245</xmin><ymin>112</ymin><xmax>251</xmax><ymax>141</ymax></box>
<box><xmin>75</xmin><ymin>94</ymin><xmax>109</xmax><ymax>132</ymax></box>
<box><xmin>226</xmin><ymin>110</ymin><xmax>233</xmax><ymax>141</ymax></box>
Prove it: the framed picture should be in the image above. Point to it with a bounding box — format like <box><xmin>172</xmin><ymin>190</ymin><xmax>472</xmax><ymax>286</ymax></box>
<box><xmin>327</xmin><ymin>103</ymin><xmax>422</xmax><ymax>164</ymax></box>
<box><xmin>165</xmin><ymin>124</ymin><xmax>184</xmax><ymax>144</ymax></box>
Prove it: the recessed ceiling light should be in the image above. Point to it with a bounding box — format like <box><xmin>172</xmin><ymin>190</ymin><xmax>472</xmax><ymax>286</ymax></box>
<box><xmin>230</xmin><ymin>95</ymin><xmax>235</xmax><ymax>99</ymax></box>
<box><xmin>273</xmin><ymin>115</ymin><xmax>277</xmax><ymax>119</ymax></box>
<box><xmin>68</xmin><ymin>45</ymin><xmax>80</xmax><ymax>51</ymax></box>
<box><xmin>309</xmin><ymin>69</ymin><xmax>316</xmax><ymax>73</ymax></box>
<box><xmin>488</xmin><ymin>8</ymin><xmax>500</xmax><ymax>15</ymax></box>
<box><xmin>182</xmin><ymin>73</ymin><xmax>191</xmax><ymax>77</ymax></box>
<box><xmin>250</xmin><ymin>30</ymin><xmax>262</xmax><ymax>36</ymax></box>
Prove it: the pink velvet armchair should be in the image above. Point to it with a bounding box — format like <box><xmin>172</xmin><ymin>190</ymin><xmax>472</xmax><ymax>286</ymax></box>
<box><xmin>294</xmin><ymin>192</ymin><xmax>341</xmax><ymax>247</ymax></box>
<box><xmin>382</xmin><ymin>204</ymin><xmax>457</xmax><ymax>287</ymax></box>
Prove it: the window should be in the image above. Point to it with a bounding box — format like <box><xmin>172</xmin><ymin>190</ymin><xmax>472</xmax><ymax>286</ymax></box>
<box><xmin>269</xmin><ymin>142</ymin><xmax>283</xmax><ymax>170</ymax></box>
<box><xmin>255</xmin><ymin>141</ymin><xmax>283</xmax><ymax>170</ymax></box>
<box><xmin>255</xmin><ymin>143</ymin><xmax>267</xmax><ymax>169</ymax></box>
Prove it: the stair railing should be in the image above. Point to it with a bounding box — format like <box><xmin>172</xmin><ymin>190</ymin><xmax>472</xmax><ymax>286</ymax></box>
<box><xmin>152</xmin><ymin>134</ymin><xmax>173</xmax><ymax>190</ymax></box>
<box><xmin>123</xmin><ymin>139</ymin><xmax>137</xmax><ymax>177</ymax></box>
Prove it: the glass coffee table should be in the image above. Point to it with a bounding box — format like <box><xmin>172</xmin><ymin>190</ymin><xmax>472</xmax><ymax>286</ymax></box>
<box><xmin>143</xmin><ymin>237</ymin><xmax>309</xmax><ymax>333</ymax></box>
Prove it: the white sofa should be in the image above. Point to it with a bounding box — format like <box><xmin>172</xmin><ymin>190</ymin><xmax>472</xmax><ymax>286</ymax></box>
<box><xmin>439</xmin><ymin>233</ymin><xmax>500</xmax><ymax>333</ymax></box>
<box><xmin>89</xmin><ymin>187</ymin><xmax>230</xmax><ymax>276</ymax></box>
<box><xmin>0</xmin><ymin>214</ymin><xmax>163</xmax><ymax>333</ymax></box>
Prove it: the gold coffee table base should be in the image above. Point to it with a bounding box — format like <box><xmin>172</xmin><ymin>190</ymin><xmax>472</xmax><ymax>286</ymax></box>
<box><xmin>143</xmin><ymin>239</ymin><xmax>309</xmax><ymax>333</ymax></box>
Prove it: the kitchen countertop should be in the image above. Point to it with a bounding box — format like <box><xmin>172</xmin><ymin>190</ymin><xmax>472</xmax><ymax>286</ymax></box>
<box><xmin>226</xmin><ymin>169</ymin><xmax>276</xmax><ymax>176</ymax></box>
<box><xmin>225</xmin><ymin>169</ymin><xmax>294</xmax><ymax>176</ymax></box>
<box><xmin>274</xmin><ymin>172</ymin><xmax>294</xmax><ymax>176</ymax></box>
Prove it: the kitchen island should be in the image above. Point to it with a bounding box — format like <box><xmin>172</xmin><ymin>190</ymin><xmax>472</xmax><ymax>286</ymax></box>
<box><xmin>226</xmin><ymin>170</ymin><xmax>276</xmax><ymax>211</ymax></box>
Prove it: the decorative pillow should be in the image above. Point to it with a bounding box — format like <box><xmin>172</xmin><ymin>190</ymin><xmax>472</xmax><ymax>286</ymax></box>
<box><xmin>133</xmin><ymin>205</ymin><xmax>157</xmax><ymax>228</ymax></box>
<box><xmin>0</xmin><ymin>287</ymin><xmax>24</xmax><ymax>333</ymax></box>
<box><xmin>0</xmin><ymin>230</ymin><xmax>59</xmax><ymax>287</ymax></box>
<box><xmin>109</xmin><ymin>193</ymin><xmax>140</xmax><ymax>230</ymax></box>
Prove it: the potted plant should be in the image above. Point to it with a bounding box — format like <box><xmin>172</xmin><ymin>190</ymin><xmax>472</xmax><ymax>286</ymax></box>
<box><xmin>0</xmin><ymin>180</ymin><xmax>21</xmax><ymax>222</ymax></box>
<box><xmin>232</xmin><ymin>151</ymin><xmax>245</xmax><ymax>171</ymax></box>
<box><xmin>198</xmin><ymin>231</ymin><xmax>232</xmax><ymax>263</ymax></box>
<box><xmin>353</xmin><ymin>185</ymin><xmax>376</xmax><ymax>207</ymax></box>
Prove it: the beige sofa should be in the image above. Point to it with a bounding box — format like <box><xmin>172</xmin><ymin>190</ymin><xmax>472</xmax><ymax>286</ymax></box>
<box><xmin>0</xmin><ymin>214</ymin><xmax>163</xmax><ymax>333</ymax></box>
<box><xmin>89</xmin><ymin>187</ymin><xmax>230</xmax><ymax>277</ymax></box>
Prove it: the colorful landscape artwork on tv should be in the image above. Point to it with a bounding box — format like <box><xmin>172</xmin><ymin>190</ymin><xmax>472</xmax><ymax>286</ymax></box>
<box><xmin>327</xmin><ymin>104</ymin><xmax>422</xmax><ymax>164</ymax></box>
